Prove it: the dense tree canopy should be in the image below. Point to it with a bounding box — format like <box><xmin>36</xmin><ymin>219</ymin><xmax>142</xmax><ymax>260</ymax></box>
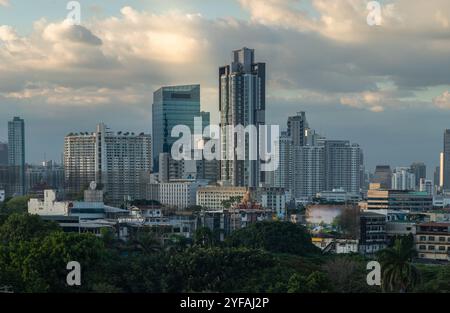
<box><xmin>226</xmin><ymin>221</ymin><xmax>320</xmax><ymax>256</ymax></box>
<box><xmin>0</xmin><ymin>196</ymin><xmax>30</xmax><ymax>215</ymax></box>
<box><xmin>0</xmin><ymin>214</ymin><xmax>447</xmax><ymax>293</ymax></box>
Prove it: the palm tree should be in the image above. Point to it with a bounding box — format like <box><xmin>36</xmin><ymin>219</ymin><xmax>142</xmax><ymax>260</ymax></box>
<box><xmin>377</xmin><ymin>237</ymin><xmax>420</xmax><ymax>292</ymax></box>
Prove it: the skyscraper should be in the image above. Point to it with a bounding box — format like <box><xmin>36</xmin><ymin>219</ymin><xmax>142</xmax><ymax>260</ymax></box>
<box><xmin>8</xmin><ymin>117</ymin><xmax>25</xmax><ymax>195</ymax></box>
<box><xmin>323</xmin><ymin>140</ymin><xmax>364</xmax><ymax>194</ymax></box>
<box><xmin>391</xmin><ymin>167</ymin><xmax>416</xmax><ymax>190</ymax></box>
<box><xmin>434</xmin><ymin>166</ymin><xmax>440</xmax><ymax>189</ymax></box>
<box><xmin>287</xmin><ymin>112</ymin><xmax>307</xmax><ymax>146</ymax></box>
<box><xmin>0</xmin><ymin>142</ymin><xmax>7</xmax><ymax>165</ymax></box>
<box><xmin>443</xmin><ymin>129</ymin><xmax>450</xmax><ymax>191</ymax></box>
<box><xmin>292</xmin><ymin>145</ymin><xmax>325</xmax><ymax>198</ymax></box>
<box><xmin>410</xmin><ymin>162</ymin><xmax>426</xmax><ymax>189</ymax></box>
<box><xmin>152</xmin><ymin>84</ymin><xmax>201</xmax><ymax>172</ymax></box>
<box><xmin>270</xmin><ymin>131</ymin><xmax>293</xmax><ymax>190</ymax></box>
<box><xmin>372</xmin><ymin>165</ymin><xmax>392</xmax><ymax>189</ymax></box>
<box><xmin>64</xmin><ymin>123</ymin><xmax>152</xmax><ymax>205</ymax></box>
<box><xmin>219</xmin><ymin>47</ymin><xmax>266</xmax><ymax>187</ymax></box>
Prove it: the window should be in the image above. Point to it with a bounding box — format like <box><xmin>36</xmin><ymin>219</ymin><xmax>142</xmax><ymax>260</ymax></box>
<box><xmin>429</xmin><ymin>236</ymin><xmax>435</xmax><ymax>241</ymax></box>
<box><xmin>420</xmin><ymin>236</ymin><xmax>426</xmax><ymax>241</ymax></box>
<box><xmin>439</xmin><ymin>246</ymin><xmax>445</xmax><ymax>251</ymax></box>
<box><xmin>419</xmin><ymin>245</ymin><xmax>426</xmax><ymax>250</ymax></box>
<box><xmin>439</xmin><ymin>237</ymin><xmax>445</xmax><ymax>242</ymax></box>
<box><xmin>428</xmin><ymin>245</ymin><xmax>435</xmax><ymax>251</ymax></box>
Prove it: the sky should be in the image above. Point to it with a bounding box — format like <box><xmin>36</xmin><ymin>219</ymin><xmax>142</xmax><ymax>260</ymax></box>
<box><xmin>1</xmin><ymin>0</ymin><xmax>450</xmax><ymax>176</ymax></box>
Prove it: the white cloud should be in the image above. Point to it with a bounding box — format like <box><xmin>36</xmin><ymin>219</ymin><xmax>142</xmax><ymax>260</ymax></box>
<box><xmin>1</xmin><ymin>1</ymin><xmax>450</xmax><ymax>119</ymax></box>
<box><xmin>433</xmin><ymin>90</ymin><xmax>450</xmax><ymax>109</ymax></box>
<box><xmin>0</xmin><ymin>0</ymin><xmax>9</xmax><ymax>7</ymax></box>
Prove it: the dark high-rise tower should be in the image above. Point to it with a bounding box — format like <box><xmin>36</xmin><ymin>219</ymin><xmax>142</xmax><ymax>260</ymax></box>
<box><xmin>410</xmin><ymin>162</ymin><xmax>426</xmax><ymax>189</ymax></box>
<box><xmin>219</xmin><ymin>47</ymin><xmax>266</xmax><ymax>187</ymax></box>
<box><xmin>8</xmin><ymin>117</ymin><xmax>25</xmax><ymax>195</ymax></box>
<box><xmin>0</xmin><ymin>142</ymin><xmax>7</xmax><ymax>165</ymax></box>
<box><xmin>287</xmin><ymin>112</ymin><xmax>308</xmax><ymax>146</ymax></box>
<box><xmin>443</xmin><ymin>129</ymin><xmax>450</xmax><ymax>191</ymax></box>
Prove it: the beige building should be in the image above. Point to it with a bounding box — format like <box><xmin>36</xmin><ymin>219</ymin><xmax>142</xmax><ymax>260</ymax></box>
<box><xmin>416</xmin><ymin>222</ymin><xmax>450</xmax><ymax>261</ymax></box>
<box><xmin>196</xmin><ymin>186</ymin><xmax>247</xmax><ymax>210</ymax></box>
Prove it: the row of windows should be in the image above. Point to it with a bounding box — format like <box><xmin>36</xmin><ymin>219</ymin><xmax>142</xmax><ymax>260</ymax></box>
<box><xmin>418</xmin><ymin>245</ymin><xmax>450</xmax><ymax>252</ymax></box>
<box><xmin>418</xmin><ymin>236</ymin><xmax>450</xmax><ymax>242</ymax></box>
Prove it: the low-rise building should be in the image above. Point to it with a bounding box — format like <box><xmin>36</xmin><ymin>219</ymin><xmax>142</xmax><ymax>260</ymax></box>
<box><xmin>159</xmin><ymin>180</ymin><xmax>207</xmax><ymax>210</ymax></box>
<box><xmin>28</xmin><ymin>189</ymin><xmax>127</xmax><ymax>234</ymax></box>
<box><xmin>416</xmin><ymin>222</ymin><xmax>450</xmax><ymax>262</ymax></box>
<box><xmin>386</xmin><ymin>220</ymin><xmax>416</xmax><ymax>239</ymax></box>
<box><xmin>255</xmin><ymin>187</ymin><xmax>289</xmax><ymax>218</ymax></box>
<box><xmin>315</xmin><ymin>188</ymin><xmax>360</xmax><ymax>204</ymax></box>
<box><xmin>367</xmin><ymin>188</ymin><xmax>432</xmax><ymax>212</ymax></box>
<box><xmin>312</xmin><ymin>237</ymin><xmax>359</xmax><ymax>254</ymax></box>
<box><xmin>359</xmin><ymin>211</ymin><xmax>387</xmax><ymax>255</ymax></box>
<box><xmin>118</xmin><ymin>206</ymin><xmax>197</xmax><ymax>242</ymax></box>
<box><xmin>196</xmin><ymin>186</ymin><xmax>247</xmax><ymax>210</ymax></box>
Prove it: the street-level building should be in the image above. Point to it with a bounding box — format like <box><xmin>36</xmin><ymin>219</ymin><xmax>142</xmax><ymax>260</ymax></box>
<box><xmin>416</xmin><ymin>222</ymin><xmax>450</xmax><ymax>261</ymax></box>
<box><xmin>359</xmin><ymin>212</ymin><xmax>387</xmax><ymax>255</ymax></box>
<box><xmin>196</xmin><ymin>186</ymin><xmax>248</xmax><ymax>210</ymax></box>
<box><xmin>367</xmin><ymin>189</ymin><xmax>432</xmax><ymax>212</ymax></box>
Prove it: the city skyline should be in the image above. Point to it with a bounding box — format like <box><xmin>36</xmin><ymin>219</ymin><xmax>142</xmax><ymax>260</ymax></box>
<box><xmin>2</xmin><ymin>1</ymin><xmax>450</xmax><ymax>297</ymax></box>
<box><xmin>1</xmin><ymin>0</ymin><xmax>450</xmax><ymax>173</ymax></box>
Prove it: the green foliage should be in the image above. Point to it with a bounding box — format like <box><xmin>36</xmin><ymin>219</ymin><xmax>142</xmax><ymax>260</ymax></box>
<box><xmin>0</xmin><ymin>212</ymin><xmax>449</xmax><ymax>293</ymax></box>
<box><xmin>333</xmin><ymin>206</ymin><xmax>360</xmax><ymax>239</ymax></box>
<box><xmin>377</xmin><ymin>238</ymin><xmax>420</xmax><ymax>292</ymax></box>
<box><xmin>322</xmin><ymin>255</ymin><xmax>379</xmax><ymax>293</ymax></box>
<box><xmin>415</xmin><ymin>264</ymin><xmax>450</xmax><ymax>293</ymax></box>
<box><xmin>1</xmin><ymin>196</ymin><xmax>31</xmax><ymax>214</ymax></box>
<box><xmin>0</xmin><ymin>231</ymin><xmax>108</xmax><ymax>292</ymax></box>
<box><xmin>193</xmin><ymin>227</ymin><xmax>215</xmax><ymax>247</ymax></box>
<box><xmin>164</xmin><ymin>247</ymin><xmax>276</xmax><ymax>292</ymax></box>
<box><xmin>226</xmin><ymin>221</ymin><xmax>320</xmax><ymax>256</ymax></box>
<box><xmin>0</xmin><ymin>213</ymin><xmax>60</xmax><ymax>242</ymax></box>
<box><xmin>287</xmin><ymin>271</ymin><xmax>332</xmax><ymax>293</ymax></box>
<box><xmin>221</xmin><ymin>196</ymin><xmax>242</xmax><ymax>209</ymax></box>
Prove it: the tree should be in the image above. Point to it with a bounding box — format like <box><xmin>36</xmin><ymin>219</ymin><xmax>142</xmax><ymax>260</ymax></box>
<box><xmin>221</xmin><ymin>196</ymin><xmax>242</xmax><ymax>209</ymax></box>
<box><xmin>226</xmin><ymin>221</ymin><xmax>320</xmax><ymax>256</ymax></box>
<box><xmin>166</xmin><ymin>234</ymin><xmax>190</xmax><ymax>252</ymax></box>
<box><xmin>0</xmin><ymin>231</ymin><xmax>109</xmax><ymax>292</ymax></box>
<box><xmin>131</xmin><ymin>227</ymin><xmax>162</xmax><ymax>254</ymax></box>
<box><xmin>323</xmin><ymin>255</ymin><xmax>378</xmax><ymax>292</ymax></box>
<box><xmin>0</xmin><ymin>213</ymin><xmax>60</xmax><ymax>242</ymax></box>
<box><xmin>333</xmin><ymin>205</ymin><xmax>360</xmax><ymax>239</ymax></box>
<box><xmin>193</xmin><ymin>227</ymin><xmax>214</xmax><ymax>247</ymax></box>
<box><xmin>1</xmin><ymin>196</ymin><xmax>31</xmax><ymax>214</ymax></box>
<box><xmin>377</xmin><ymin>238</ymin><xmax>420</xmax><ymax>292</ymax></box>
<box><xmin>287</xmin><ymin>271</ymin><xmax>332</xmax><ymax>293</ymax></box>
<box><xmin>417</xmin><ymin>265</ymin><xmax>450</xmax><ymax>293</ymax></box>
<box><xmin>164</xmin><ymin>247</ymin><xmax>275</xmax><ymax>292</ymax></box>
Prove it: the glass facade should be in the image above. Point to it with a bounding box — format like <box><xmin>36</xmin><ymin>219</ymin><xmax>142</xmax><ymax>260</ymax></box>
<box><xmin>8</xmin><ymin>116</ymin><xmax>25</xmax><ymax>195</ymax></box>
<box><xmin>152</xmin><ymin>85</ymin><xmax>201</xmax><ymax>171</ymax></box>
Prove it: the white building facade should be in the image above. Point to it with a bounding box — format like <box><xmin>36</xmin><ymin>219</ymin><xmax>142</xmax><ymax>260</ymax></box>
<box><xmin>64</xmin><ymin>123</ymin><xmax>152</xmax><ymax>205</ymax></box>
<box><xmin>196</xmin><ymin>186</ymin><xmax>248</xmax><ymax>210</ymax></box>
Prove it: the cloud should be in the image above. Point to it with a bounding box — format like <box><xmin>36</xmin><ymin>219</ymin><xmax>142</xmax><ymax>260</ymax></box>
<box><xmin>433</xmin><ymin>90</ymin><xmax>450</xmax><ymax>109</ymax></box>
<box><xmin>1</xmin><ymin>1</ymin><xmax>450</xmax><ymax>167</ymax></box>
<box><xmin>0</xmin><ymin>0</ymin><xmax>9</xmax><ymax>7</ymax></box>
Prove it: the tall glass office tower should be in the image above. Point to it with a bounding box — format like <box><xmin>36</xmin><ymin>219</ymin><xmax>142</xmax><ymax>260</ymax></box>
<box><xmin>219</xmin><ymin>47</ymin><xmax>266</xmax><ymax>187</ymax></box>
<box><xmin>152</xmin><ymin>85</ymin><xmax>201</xmax><ymax>172</ymax></box>
<box><xmin>8</xmin><ymin>116</ymin><xmax>25</xmax><ymax>195</ymax></box>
